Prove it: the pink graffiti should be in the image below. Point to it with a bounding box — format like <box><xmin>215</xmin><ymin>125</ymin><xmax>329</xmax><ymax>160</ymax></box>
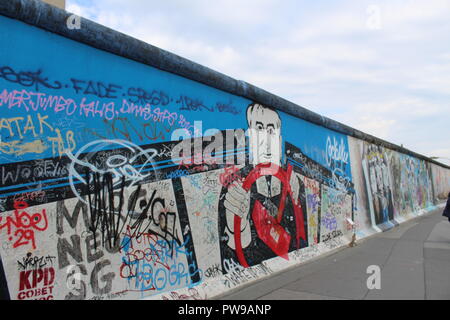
<box><xmin>161</xmin><ymin>288</ymin><xmax>204</xmax><ymax>300</ymax></box>
<box><xmin>0</xmin><ymin>89</ymin><xmax>197</xmax><ymax>133</ymax></box>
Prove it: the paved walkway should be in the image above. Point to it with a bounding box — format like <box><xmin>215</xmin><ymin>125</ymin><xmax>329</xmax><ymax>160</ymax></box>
<box><xmin>218</xmin><ymin>207</ymin><xmax>450</xmax><ymax>300</ymax></box>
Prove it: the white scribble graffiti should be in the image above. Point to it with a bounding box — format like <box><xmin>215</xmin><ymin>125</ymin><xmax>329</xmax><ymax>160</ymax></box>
<box><xmin>66</xmin><ymin>139</ymin><xmax>159</xmax><ymax>206</ymax></box>
<box><xmin>326</xmin><ymin>136</ymin><xmax>349</xmax><ymax>170</ymax></box>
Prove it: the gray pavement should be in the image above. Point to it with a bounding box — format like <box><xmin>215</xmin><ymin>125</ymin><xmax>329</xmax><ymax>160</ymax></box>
<box><xmin>218</xmin><ymin>207</ymin><xmax>450</xmax><ymax>300</ymax></box>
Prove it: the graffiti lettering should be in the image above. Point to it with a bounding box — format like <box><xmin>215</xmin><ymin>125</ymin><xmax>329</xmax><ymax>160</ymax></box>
<box><xmin>216</xmin><ymin>101</ymin><xmax>240</xmax><ymax>115</ymax></box>
<box><xmin>127</xmin><ymin>87</ymin><xmax>169</xmax><ymax>106</ymax></box>
<box><xmin>17</xmin><ymin>252</ymin><xmax>56</xmax><ymax>271</ymax></box>
<box><xmin>17</xmin><ymin>266</ymin><xmax>55</xmax><ymax>300</ymax></box>
<box><xmin>70</xmin><ymin>78</ymin><xmax>122</xmax><ymax>99</ymax></box>
<box><xmin>0</xmin><ymin>201</ymin><xmax>48</xmax><ymax>249</ymax></box>
<box><xmin>0</xmin><ymin>66</ymin><xmax>62</xmax><ymax>90</ymax></box>
<box><xmin>161</xmin><ymin>288</ymin><xmax>204</xmax><ymax>300</ymax></box>
<box><xmin>326</xmin><ymin>136</ymin><xmax>349</xmax><ymax>170</ymax></box>
<box><xmin>178</xmin><ymin>95</ymin><xmax>213</xmax><ymax>112</ymax></box>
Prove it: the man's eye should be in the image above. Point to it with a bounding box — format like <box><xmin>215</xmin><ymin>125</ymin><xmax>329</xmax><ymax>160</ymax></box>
<box><xmin>256</xmin><ymin>124</ymin><xmax>264</xmax><ymax>131</ymax></box>
<box><xmin>268</xmin><ymin>128</ymin><xmax>274</xmax><ymax>135</ymax></box>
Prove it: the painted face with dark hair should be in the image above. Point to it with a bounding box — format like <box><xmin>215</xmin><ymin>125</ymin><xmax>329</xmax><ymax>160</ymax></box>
<box><xmin>246</xmin><ymin>103</ymin><xmax>282</xmax><ymax>166</ymax></box>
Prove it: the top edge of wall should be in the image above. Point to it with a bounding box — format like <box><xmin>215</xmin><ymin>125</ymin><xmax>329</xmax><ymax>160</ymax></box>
<box><xmin>1</xmin><ymin>0</ymin><xmax>449</xmax><ymax>170</ymax></box>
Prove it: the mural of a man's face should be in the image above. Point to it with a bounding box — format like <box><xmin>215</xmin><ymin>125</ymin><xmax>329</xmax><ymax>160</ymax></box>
<box><xmin>246</xmin><ymin>103</ymin><xmax>282</xmax><ymax>166</ymax></box>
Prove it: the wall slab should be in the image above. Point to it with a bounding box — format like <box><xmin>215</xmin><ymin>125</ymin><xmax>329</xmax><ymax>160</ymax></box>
<box><xmin>0</xmin><ymin>2</ymin><xmax>449</xmax><ymax>300</ymax></box>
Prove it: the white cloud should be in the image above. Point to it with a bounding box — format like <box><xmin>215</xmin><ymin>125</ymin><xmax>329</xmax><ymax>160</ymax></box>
<box><xmin>356</xmin><ymin>98</ymin><xmax>443</xmax><ymax>118</ymax></box>
<box><xmin>352</xmin><ymin>116</ymin><xmax>397</xmax><ymax>140</ymax></box>
<box><xmin>66</xmin><ymin>0</ymin><xmax>450</xmax><ymax>163</ymax></box>
<box><xmin>66</xmin><ymin>2</ymin><xmax>96</xmax><ymax>19</ymax></box>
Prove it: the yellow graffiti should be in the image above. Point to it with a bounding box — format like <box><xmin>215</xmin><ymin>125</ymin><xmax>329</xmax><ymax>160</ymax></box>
<box><xmin>367</xmin><ymin>151</ymin><xmax>385</xmax><ymax>161</ymax></box>
<box><xmin>0</xmin><ymin>139</ymin><xmax>47</xmax><ymax>156</ymax></box>
<box><xmin>308</xmin><ymin>216</ymin><xmax>317</xmax><ymax>229</ymax></box>
<box><xmin>0</xmin><ymin>113</ymin><xmax>76</xmax><ymax>156</ymax></box>
<box><xmin>0</xmin><ymin>113</ymin><xmax>54</xmax><ymax>139</ymax></box>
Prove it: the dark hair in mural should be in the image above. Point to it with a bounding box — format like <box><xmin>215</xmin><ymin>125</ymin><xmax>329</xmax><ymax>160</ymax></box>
<box><xmin>246</xmin><ymin>103</ymin><xmax>281</xmax><ymax>129</ymax></box>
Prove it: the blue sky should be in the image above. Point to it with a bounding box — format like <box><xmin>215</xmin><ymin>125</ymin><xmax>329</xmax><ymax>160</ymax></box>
<box><xmin>66</xmin><ymin>0</ymin><xmax>450</xmax><ymax>166</ymax></box>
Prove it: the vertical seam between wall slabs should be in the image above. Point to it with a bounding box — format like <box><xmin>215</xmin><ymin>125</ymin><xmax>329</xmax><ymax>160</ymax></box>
<box><xmin>171</xmin><ymin>177</ymin><xmax>201</xmax><ymax>285</ymax></box>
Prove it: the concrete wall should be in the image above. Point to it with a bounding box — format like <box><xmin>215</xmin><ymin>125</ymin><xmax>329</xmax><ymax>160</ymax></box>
<box><xmin>1</xmin><ymin>0</ymin><xmax>449</xmax><ymax>300</ymax></box>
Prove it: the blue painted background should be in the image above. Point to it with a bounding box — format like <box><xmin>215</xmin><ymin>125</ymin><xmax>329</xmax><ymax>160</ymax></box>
<box><xmin>0</xmin><ymin>15</ymin><xmax>351</xmax><ymax>180</ymax></box>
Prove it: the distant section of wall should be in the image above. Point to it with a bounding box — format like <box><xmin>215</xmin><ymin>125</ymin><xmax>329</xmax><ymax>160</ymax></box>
<box><xmin>349</xmin><ymin>137</ymin><xmax>437</xmax><ymax>237</ymax></box>
<box><xmin>431</xmin><ymin>163</ymin><xmax>450</xmax><ymax>201</ymax></box>
<box><xmin>1</xmin><ymin>0</ymin><xmax>449</xmax><ymax>301</ymax></box>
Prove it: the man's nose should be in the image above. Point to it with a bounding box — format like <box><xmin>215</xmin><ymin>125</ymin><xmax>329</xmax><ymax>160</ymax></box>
<box><xmin>266</xmin><ymin>133</ymin><xmax>272</xmax><ymax>152</ymax></box>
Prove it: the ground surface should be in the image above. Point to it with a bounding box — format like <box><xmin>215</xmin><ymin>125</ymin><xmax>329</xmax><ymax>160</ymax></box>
<box><xmin>218</xmin><ymin>207</ymin><xmax>450</xmax><ymax>300</ymax></box>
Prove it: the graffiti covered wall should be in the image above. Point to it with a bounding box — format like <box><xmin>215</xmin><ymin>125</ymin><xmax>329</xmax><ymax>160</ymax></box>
<box><xmin>0</xmin><ymin>7</ymin><xmax>449</xmax><ymax>300</ymax></box>
<box><xmin>349</xmin><ymin>138</ymin><xmax>438</xmax><ymax>234</ymax></box>
<box><xmin>431</xmin><ymin>164</ymin><xmax>450</xmax><ymax>201</ymax></box>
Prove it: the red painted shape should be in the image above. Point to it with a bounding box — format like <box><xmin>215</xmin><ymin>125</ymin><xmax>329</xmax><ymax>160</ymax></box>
<box><xmin>233</xmin><ymin>163</ymin><xmax>306</xmax><ymax>267</ymax></box>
